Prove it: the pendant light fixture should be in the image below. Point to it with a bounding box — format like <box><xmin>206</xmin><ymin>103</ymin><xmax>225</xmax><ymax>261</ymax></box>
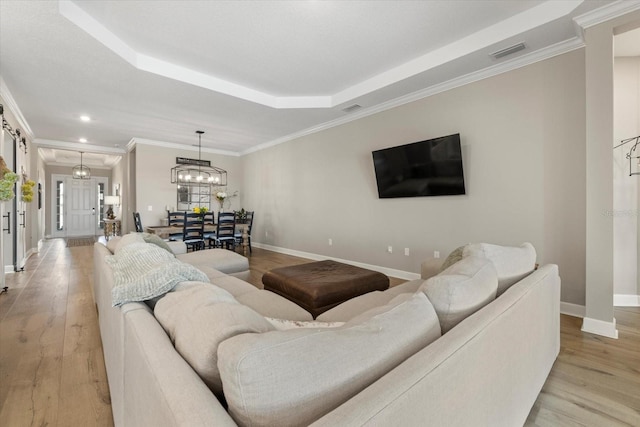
<box><xmin>170</xmin><ymin>131</ymin><xmax>227</xmax><ymax>211</ymax></box>
<box><xmin>170</xmin><ymin>131</ymin><xmax>226</xmax><ymax>184</ymax></box>
<box><xmin>72</xmin><ymin>151</ymin><xmax>91</xmax><ymax>179</ymax></box>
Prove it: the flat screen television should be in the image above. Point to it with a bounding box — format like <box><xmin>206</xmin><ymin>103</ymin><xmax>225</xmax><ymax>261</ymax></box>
<box><xmin>372</xmin><ymin>133</ymin><xmax>465</xmax><ymax>198</ymax></box>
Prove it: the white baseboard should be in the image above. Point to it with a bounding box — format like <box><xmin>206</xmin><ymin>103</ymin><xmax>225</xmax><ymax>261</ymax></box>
<box><xmin>4</xmin><ymin>265</ymin><xmax>14</xmax><ymax>274</ymax></box>
<box><xmin>253</xmin><ymin>243</ymin><xmax>421</xmax><ymax>281</ymax></box>
<box><xmin>614</xmin><ymin>294</ymin><xmax>640</xmax><ymax>307</ymax></box>
<box><xmin>560</xmin><ymin>302</ymin><xmax>585</xmax><ymax>318</ymax></box>
<box><xmin>581</xmin><ymin>316</ymin><xmax>618</xmax><ymax>339</ymax></box>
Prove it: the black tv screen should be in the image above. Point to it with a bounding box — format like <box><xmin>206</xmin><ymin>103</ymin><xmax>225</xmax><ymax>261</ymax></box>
<box><xmin>372</xmin><ymin>133</ymin><xmax>465</xmax><ymax>198</ymax></box>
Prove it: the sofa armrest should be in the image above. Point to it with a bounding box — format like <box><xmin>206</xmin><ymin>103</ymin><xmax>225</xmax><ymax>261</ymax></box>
<box><xmin>167</xmin><ymin>241</ymin><xmax>187</xmax><ymax>255</ymax></box>
<box><xmin>421</xmin><ymin>258</ymin><xmax>444</xmax><ymax>280</ymax></box>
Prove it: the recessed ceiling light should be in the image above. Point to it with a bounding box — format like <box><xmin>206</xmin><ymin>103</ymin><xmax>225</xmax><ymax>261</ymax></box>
<box><xmin>80</xmin><ymin>115</ymin><xmax>91</xmax><ymax>122</ymax></box>
<box><xmin>79</xmin><ymin>138</ymin><xmax>87</xmax><ymax>143</ymax></box>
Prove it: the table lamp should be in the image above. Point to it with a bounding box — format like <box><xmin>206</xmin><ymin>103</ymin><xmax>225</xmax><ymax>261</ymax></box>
<box><xmin>104</xmin><ymin>196</ymin><xmax>120</xmax><ymax>220</ymax></box>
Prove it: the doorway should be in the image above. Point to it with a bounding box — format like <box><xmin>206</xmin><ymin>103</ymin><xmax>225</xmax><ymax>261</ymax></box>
<box><xmin>2</xmin><ymin>124</ymin><xmax>27</xmax><ymax>272</ymax></box>
<box><xmin>50</xmin><ymin>174</ymin><xmax>108</xmax><ymax>238</ymax></box>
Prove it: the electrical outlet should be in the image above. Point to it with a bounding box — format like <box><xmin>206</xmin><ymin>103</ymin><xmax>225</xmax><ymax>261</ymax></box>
<box><xmin>387</xmin><ymin>246</ymin><xmax>393</xmax><ymax>253</ymax></box>
<box><xmin>328</xmin><ymin>238</ymin><xmax>333</xmax><ymax>246</ymax></box>
<box><xmin>434</xmin><ymin>250</ymin><xmax>440</xmax><ymax>259</ymax></box>
<box><xmin>265</xmin><ymin>230</ymin><xmax>268</xmax><ymax>237</ymax></box>
<box><xmin>147</xmin><ymin>205</ymin><xmax>153</xmax><ymax>211</ymax></box>
<box><xmin>404</xmin><ymin>248</ymin><xmax>410</xmax><ymax>256</ymax></box>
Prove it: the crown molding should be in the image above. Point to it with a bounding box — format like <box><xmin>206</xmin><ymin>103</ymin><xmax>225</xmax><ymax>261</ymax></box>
<box><xmin>32</xmin><ymin>138</ymin><xmax>126</xmax><ymax>154</ymax></box>
<box><xmin>0</xmin><ymin>77</ymin><xmax>34</xmax><ymax>140</ymax></box>
<box><xmin>242</xmin><ymin>36</ymin><xmax>585</xmax><ymax>156</ymax></box>
<box><xmin>128</xmin><ymin>137</ymin><xmax>241</xmax><ymax>157</ymax></box>
<box><xmin>574</xmin><ymin>0</ymin><xmax>640</xmax><ymax>29</ymax></box>
<box><xmin>60</xmin><ymin>0</ymin><xmax>584</xmax><ymax>111</ymax></box>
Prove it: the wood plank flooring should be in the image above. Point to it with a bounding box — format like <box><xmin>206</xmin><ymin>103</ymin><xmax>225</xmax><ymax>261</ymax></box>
<box><xmin>0</xmin><ymin>240</ymin><xmax>638</xmax><ymax>426</ymax></box>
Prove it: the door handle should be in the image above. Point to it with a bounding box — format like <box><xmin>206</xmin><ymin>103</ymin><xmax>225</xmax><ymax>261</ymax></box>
<box><xmin>2</xmin><ymin>212</ymin><xmax>10</xmax><ymax>234</ymax></box>
<box><xmin>92</xmin><ymin>207</ymin><xmax>96</xmax><ymax>216</ymax></box>
<box><xmin>20</xmin><ymin>211</ymin><xmax>25</xmax><ymax>228</ymax></box>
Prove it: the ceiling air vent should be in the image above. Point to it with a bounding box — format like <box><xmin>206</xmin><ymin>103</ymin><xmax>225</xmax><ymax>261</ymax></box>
<box><xmin>342</xmin><ymin>104</ymin><xmax>362</xmax><ymax>113</ymax></box>
<box><xmin>490</xmin><ymin>42</ymin><xmax>526</xmax><ymax>60</ymax></box>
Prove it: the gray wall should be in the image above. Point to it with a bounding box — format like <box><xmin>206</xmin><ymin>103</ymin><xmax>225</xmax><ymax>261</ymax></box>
<box><xmin>613</xmin><ymin>56</ymin><xmax>640</xmax><ymax>298</ymax></box>
<box><xmin>134</xmin><ymin>142</ymin><xmax>243</xmax><ymax>230</ymax></box>
<box><xmin>242</xmin><ymin>50</ymin><xmax>587</xmax><ymax>305</ymax></box>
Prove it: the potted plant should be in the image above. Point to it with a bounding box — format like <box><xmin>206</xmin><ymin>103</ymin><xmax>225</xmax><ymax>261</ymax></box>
<box><xmin>234</xmin><ymin>208</ymin><xmax>248</xmax><ymax>224</ymax></box>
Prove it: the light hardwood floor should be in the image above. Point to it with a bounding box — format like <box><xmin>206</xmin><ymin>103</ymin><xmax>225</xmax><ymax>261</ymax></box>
<box><xmin>0</xmin><ymin>239</ymin><xmax>638</xmax><ymax>426</ymax></box>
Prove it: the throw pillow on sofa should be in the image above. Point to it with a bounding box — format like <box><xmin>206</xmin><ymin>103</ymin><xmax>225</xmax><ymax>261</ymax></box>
<box><xmin>463</xmin><ymin>242</ymin><xmax>536</xmax><ymax>295</ymax></box>
<box><xmin>440</xmin><ymin>245</ymin><xmax>466</xmax><ymax>271</ymax></box>
<box><xmin>154</xmin><ymin>282</ymin><xmax>275</xmax><ymax>397</ymax></box>
<box><xmin>140</xmin><ymin>232</ymin><xmax>175</xmax><ymax>255</ymax></box>
<box><xmin>217</xmin><ymin>292</ymin><xmax>441</xmax><ymax>427</ymax></box>
<box><xmin>420</xmin><ymin>255</ymin><xmax>498</xmax><ymax>333</ymax></box>
<box><xmin>113</xmin><ymin>232</ymin><xmax>145</xmax><ymax>254</ymax></box>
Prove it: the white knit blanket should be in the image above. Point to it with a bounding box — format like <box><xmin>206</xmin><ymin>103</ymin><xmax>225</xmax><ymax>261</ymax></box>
<box><xmin>107</xmin><ymin>242</ymin><xmax>209</xmax><ymax>306</ymax></box>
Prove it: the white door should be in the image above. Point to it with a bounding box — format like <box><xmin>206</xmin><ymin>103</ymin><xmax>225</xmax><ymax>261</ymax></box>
<box><xmin>1</xmin><ymin>127</ymin><xmax>27</xmax><ymax>272</ymax></box>
<box><xmin>1</xmin><ymin>128</ymin><xmax>12</xmax><ymax>273</ymax></box>
<box><xmin>66</xmin><ymin>177</ymin><xmax>96</xmax><ymax>237</ymax></box>
<box><xmin>15</xmin><ymin>146</ymin><xmax>27</xmax><ymax>270</ymax></box>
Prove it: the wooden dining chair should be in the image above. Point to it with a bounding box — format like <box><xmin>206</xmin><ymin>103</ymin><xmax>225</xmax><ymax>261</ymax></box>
<box><xmin>209</xmin><ymin>211</ymin><xmax>236</xmax><ymax>250</ymax></box>
<box><xmin>132</xmin><ymin>212</ymin><xmax>143</xmax><ymax>233</ymax></box>
<box><xmin>183</xmin><ymin>212</ymin><xmax>205</xmax><ymax>251</ymax></box>
<box><xmin>235</xmin><ymin>211</ymin><xmax>254</xmax><ymax>254</ymax></box>
<box><xmin>167</xmin><ymin>211</ymin><xmax>185</xmax><ymax>241</ymax></box>
<box><xmin>203</xmin><ymin>211</ymin><xmax>216</xmax><ymax>240</ymax></box>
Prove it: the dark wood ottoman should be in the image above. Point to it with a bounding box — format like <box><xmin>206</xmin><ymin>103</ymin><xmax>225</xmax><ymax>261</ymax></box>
<box><xmin>262</xmin><ymin>260</ymin><xmax>389</xmax><ymax>318</ymax></box>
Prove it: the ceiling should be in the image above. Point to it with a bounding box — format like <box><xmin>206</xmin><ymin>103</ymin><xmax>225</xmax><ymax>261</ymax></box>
<box><xmin>0</xmin><ymin>0</ymin><xmax>637</xmax><ymax>167</ymax></box>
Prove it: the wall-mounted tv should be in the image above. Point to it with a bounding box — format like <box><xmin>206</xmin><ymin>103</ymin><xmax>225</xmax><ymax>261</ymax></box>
<box><xmin>372</xmin><ymin>133</ymin><xmax>465</xmax><ymax>198</ymax></box>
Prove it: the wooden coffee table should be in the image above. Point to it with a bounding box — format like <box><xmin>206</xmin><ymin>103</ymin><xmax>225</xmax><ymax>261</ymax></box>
<box><xmin>262</xmin><ymin>260</ymin><xmax>389</xmax><ymax>318</ymax></box>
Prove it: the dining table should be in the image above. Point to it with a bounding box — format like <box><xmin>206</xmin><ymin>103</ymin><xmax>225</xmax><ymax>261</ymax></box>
<box><xmin>144</xmin><ymin>223</ymin><xmax>251</xmax><ymax>256</ymax></box>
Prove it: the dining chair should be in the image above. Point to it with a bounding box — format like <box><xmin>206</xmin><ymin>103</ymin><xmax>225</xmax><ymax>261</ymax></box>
<box><xmin>167</xmin><ymin>211</ymin><xmax>185</xmax><ymax>241</ymax></box>
<box><xmin>132</xmin><ymin>212</ymin><xmax>143</xmax><ymax>233</ymax></box>
<box><xmin>183</xmin><ymin>212</ymin><xmax>205</xmax><ymax>251</ymax></box>
<box><xmin>203</xmin><ymin>211</ymin><xmax>216</xmax><ymax>240</ymax></box>
<box><xmin>235</xmin><ymin>211</ymin><xmax>254</xmax><ymax>254</ymax></box>
<box><xmin>210</xmin><ymin>211</ymin><xmax>236</xmax><ymax>250</ymax></box>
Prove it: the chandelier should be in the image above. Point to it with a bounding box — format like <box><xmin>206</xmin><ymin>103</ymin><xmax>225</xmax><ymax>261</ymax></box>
<box><xmin>72</xmin><ymin>151</ymin><xmax>91</xmax><ymax>179</ymax></box>
<box><xmin>170</xmin><ymin>131</ymin><xmax>227</xmax><ymax>187</ymax></box>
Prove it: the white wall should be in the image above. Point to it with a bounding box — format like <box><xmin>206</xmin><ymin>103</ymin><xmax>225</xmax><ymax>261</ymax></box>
<box><xmin>134</xmin><ymin>142</ymin><xmax>243</xmax><ymax>230</ymax></box>
<box><xmin>242</xmin><ymin>50</ymin><xmax>587</xmax><ymax>305</ymax></box>
<box><xmin>613</xmin><ymin>56</ymin><xmax>640</xmax><ymax>301</ymax></box>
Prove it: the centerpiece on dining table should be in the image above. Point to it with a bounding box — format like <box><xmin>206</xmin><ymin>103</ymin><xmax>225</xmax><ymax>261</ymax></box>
<box><xmin>192</xmin><ymin>206</ymin><xmax>209</xmax><ymax>217</ymax></box>
<box><xmin>215</xmin><ymin>191</ymin><xmax>227</xmax><ymax>211</ymax></box>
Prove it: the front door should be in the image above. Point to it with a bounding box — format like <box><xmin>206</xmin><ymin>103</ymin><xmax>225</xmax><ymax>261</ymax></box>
<box><xmin>66</xmin><ymin>177</ymin><xmax>96</xmax><ymax>237</ymax></box>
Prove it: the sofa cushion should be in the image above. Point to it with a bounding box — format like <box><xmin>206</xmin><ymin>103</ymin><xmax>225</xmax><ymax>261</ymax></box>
<box><xmin>113</xmin><ymin>232</ymin><xmax>145</xmax><ymax>254</ymax></box>
<box><xmin>217</xmin><ymin>292</ymin><xmax>441</xmax><ymax>427</ymax></box>
<box><xmin>154</xmin><ymin>282</ymin><xmax>274</xmax><ymax>397</ymax></box>
<box><xmin>107</xmin><ymin>242</ymin><xmax>209</xmax><ymax>306</ymax></box>
<box><xmin>176</xmin><ymin>249</ymin><xmax>249</xmax><ymax>275</ymax></box>
<box><xmin>105</xmin><ymin>236</ymin><xmax>121</xmax><ymax>253</ymax></box>
<box><xmin>463</xmin><ymin>242</ymin><xmax>536</xmax><ymax>295</ymax></box>
<box><xmin>420</xmin><ymin>256</ymin><xmax>498</xmax><ymax>333</ymax></box>
<box><xmin>316</xmin><ymin>290</ymin><xmax>397</xmax><ymax>322</ymax></box>
<box><xmin>264</xmin><ymin>317</ymin><xmax>345</xmax><ymax>330</ymax></box>
<box><xmin>235</xmin><ymin>290</ymin><xmax>314</xmax><ymax>321</ymax></box>
<box><xmin>210</xmin><ymin>275</ymin><xmax>261</xmax><ymax>297</ymax></box>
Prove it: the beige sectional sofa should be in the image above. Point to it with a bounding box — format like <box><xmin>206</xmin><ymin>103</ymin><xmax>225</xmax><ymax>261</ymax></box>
<box><xmin>93</xmin><ymin>236</ymin><xmax>560</xmax><ymax>427</ymax></box>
